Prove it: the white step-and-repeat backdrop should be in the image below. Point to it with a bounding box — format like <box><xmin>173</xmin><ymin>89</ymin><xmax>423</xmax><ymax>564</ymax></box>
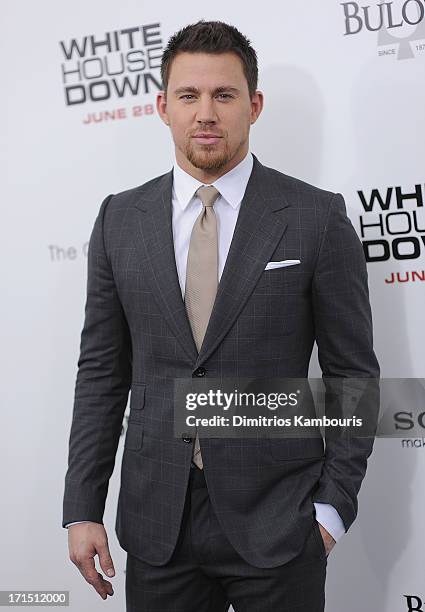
<box><xmin>2</xmin><ymin>1</ymin><xmax>424</xmax><ymax>610</ymax></box>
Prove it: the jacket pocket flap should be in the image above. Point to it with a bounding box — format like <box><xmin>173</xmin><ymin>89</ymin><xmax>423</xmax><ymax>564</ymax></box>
<box><xmin>130</xmin><ymin>383</ymin><xmax>146</xmax><ymax>410</ymax></box>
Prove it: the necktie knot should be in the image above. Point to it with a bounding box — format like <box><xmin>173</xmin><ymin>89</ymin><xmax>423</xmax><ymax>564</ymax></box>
<box><xmin>196</xmin><ymin>185</ymin><xmax>220</xmax><ymax>208</ymax></box>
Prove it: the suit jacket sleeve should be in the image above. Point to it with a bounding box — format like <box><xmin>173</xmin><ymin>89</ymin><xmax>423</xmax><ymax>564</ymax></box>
<box><xmin>311</xmin><ymin>192</ymin><xmax>380</xmax><ymax>532</ymax></box>
<box><xmin>62</xmin><ymin>194</ymin><xmax>132</xmax><ymax>528</ymax></box>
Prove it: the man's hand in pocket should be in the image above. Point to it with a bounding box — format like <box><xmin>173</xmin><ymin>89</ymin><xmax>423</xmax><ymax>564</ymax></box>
<box><xmin>317</xmin><ymin>523</ymin><xmax>336</xmax><ymax>557</ymax></box>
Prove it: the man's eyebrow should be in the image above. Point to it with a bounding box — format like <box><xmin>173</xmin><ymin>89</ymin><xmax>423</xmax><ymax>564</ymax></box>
<box><xmin>173</xmin><ymin>86</ymin><xmax>240</xmax><ymax>96</ymax></box>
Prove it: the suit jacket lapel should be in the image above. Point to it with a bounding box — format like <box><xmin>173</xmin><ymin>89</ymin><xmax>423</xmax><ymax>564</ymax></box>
<box><xmin>133</xmin><ymin>154</ymin><xmax>291</xmax><ymax>367</ymax></box>
<box><xmin>133</xmin><ymin>171</ymin><xmax>199</xmax><ymax>364</ymax></box>
<box><xmin>194</xmin><ymin>154</ymin><xmax>291</xmax><ymax>367</ymax></box>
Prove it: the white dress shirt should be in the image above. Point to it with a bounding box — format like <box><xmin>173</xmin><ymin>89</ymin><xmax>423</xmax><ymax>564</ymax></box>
<box><xmin>66</xmin><ymin>150</ymin><xmax>346</xmax><ymax>543</ymax></box>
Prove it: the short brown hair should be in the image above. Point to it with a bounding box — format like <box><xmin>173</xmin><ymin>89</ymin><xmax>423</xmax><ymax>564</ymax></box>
<box><xmin>161</xmin><ymin>20</ymin><xmax>258</xmax><ymax>98</ymax></box>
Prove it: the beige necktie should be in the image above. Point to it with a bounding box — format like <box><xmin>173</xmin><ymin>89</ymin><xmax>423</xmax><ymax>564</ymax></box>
<box><xmin>184</xmin><ymin>185</ymin><xmax>221</xmax><ymax>469</ymax></box>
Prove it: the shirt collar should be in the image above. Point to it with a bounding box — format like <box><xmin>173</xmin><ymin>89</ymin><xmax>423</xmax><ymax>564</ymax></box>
<box><xmin>172</xmin><ymin>150</ymin><xmax>254</xmax><ymax>211</ymax></box>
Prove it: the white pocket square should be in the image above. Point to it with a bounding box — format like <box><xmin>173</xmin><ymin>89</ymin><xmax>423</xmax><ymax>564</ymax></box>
<box><xmin>264</xmin><ymin>259</ymin><xmax>301</xmax><ymax>270</ymax></box>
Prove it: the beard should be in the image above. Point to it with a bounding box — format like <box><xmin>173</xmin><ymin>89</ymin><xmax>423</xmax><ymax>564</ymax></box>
<box><xmin>183</xmin><ymin>137</ymin><xmax>233</xmax><ymax>172</ymax></box>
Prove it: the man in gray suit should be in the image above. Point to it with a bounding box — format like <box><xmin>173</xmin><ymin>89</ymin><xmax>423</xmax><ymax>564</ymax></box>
<box><xmin>63</xmin><ymin>20</ymin><xmax>380</xmax><ymax>611</ymax></box>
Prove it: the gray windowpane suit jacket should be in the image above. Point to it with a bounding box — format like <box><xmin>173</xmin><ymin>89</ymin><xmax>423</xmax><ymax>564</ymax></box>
<box><xmin>62</xmin><ymin>153</ymin><xmax>380</xmax><ymax>568</ymax></box>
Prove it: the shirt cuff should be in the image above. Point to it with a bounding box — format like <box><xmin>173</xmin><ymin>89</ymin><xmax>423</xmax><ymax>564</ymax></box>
<box><xmin>313</xmin><ymin>502</ymin><xmax>346</xmax><ymax>542</ymax></box>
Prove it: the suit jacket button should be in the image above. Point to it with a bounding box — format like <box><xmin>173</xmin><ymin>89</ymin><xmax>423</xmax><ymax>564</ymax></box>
<box><xmin>193</xmin><ymin>367</ymin><xmax>206</xmax><ymax>377</ymax></box>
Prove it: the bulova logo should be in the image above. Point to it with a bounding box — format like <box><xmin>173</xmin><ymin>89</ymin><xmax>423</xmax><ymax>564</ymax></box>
<box><xmin>341</xmin><ymin>1</ymin><xmax>425</xmax><ymax>59</ymax></box>
<box><xmin>404</xmin><ymin>595</ymin><xmax>425</xmax><ymax>611</ymax></box>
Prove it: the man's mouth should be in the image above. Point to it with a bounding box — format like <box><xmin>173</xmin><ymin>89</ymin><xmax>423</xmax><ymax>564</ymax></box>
<box><xmin>192</xmin><ymin>134</ymin><xmax>222</xmax><ymax>145</ymax></box>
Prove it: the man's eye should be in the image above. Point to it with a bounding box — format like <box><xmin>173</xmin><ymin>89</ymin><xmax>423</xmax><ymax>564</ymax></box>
<box><xmin>179</xmin><ymin>94</ymin><xmax>233</xmax><ymax>100</ymax></box>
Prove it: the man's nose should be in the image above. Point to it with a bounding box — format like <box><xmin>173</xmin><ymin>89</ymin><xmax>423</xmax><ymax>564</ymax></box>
<box><xmin>196</xmin><ymin>96</ymin><xmax>218</xmax><ymax>124</ymax></box>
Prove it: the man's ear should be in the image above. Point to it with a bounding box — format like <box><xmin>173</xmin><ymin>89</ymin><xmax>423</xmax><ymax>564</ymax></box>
<box><xmin>156</xmin><ymin>91</ymin><xmax>170</xmax><ymax>125</ymax></box>
<box><xmin>250</xmin><ymin>90</ymin><xmax>264</xmax><ymax>124</ymax></box>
